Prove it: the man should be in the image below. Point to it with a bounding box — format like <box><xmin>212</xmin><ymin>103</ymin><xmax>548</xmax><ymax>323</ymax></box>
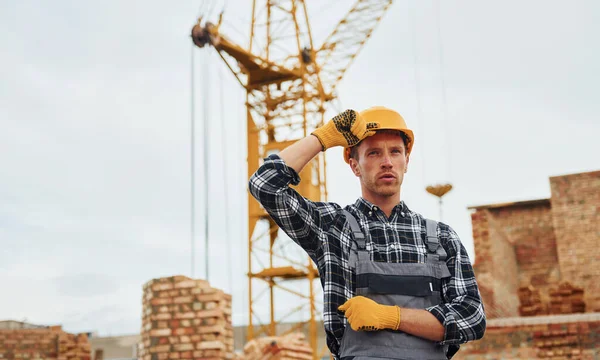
<box><xmin>249</xmin><ymin>106</ymin><xmax>486</xmax><ymax>359</ymax></box>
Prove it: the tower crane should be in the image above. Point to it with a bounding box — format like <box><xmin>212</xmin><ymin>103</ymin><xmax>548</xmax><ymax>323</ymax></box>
<box><xmin>191</xmin><ymin>1</ymin><xmax>394</xmax><ymax>358</ymax></box>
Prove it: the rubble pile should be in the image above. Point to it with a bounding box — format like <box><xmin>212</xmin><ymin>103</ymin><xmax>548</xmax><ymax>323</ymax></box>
<box><xmin>548</xmin><ymin>282</ymin><xmax>585</xmax><ymax>315</ymax></box>
<box><xmin>242</xmin><ymin>333</ymin><xmax>313</xmax><ymax>360</ymax></box>
<box><xmin>517</xmin><ymin>284</ymin><xmax>546</xmax><ymax>316</ymax></box>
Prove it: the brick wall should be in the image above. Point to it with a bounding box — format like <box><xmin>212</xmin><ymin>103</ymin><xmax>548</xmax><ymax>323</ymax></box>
<box><xmin>456</xmin><ymin>313</ymin><xmax>600</xmax><ymax>359</ymax></box>
<box><xmin>0</xmin><ymin>325</ymin><xmax>91</xmax><ymax>360</ymax></box>
<box><xmin>471</xmin><ymin>200</ymin><xmax>559</xmax><ymax>318</ymax></box>
<box><xmin>550</xmin><ymin>170</ymin><xmax>600</xmax><ymax>312</ymax></box>
<box><xmin>471</xmin><ymin>170</ymin><xmax>600</xmax><ymax>318</ymax></box>
<box><xmin>498</xmin><ymin>202</ymin><xmax>560</xmax><ymax>307</ymax></box>
<box><xmin>470</xmin><ymin>210</ymin><xmax>502</xmax><ymax>318</ymax></box>
<box><xmin>488</xmin><ymin>209</ymin><xmax>520</xmax><ymax>317</ymax></box>
<box><xmin>495</xmin><ymin>204</ymin><xmax>560</xmax><ymax>289</ymax></box>
<box><xmin>468</xmin><ymin>170</ymin><xmax>600</xmax><ymax>357</ymax></box>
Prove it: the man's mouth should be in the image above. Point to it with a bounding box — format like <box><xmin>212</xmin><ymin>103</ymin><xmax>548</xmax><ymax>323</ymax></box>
<box><xmin>379</xmin><ymin>173</ymin><xmax>397</xmax><ymax>180</ymax></box>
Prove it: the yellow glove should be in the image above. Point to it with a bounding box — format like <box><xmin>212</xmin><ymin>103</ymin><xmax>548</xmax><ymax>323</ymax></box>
<box><xmin>311</xmin><ymin>109</ymin><xmax>376</xmax><ymax>150</ymax></box>
<box><xmin>338</xmin><ymin>296</ymin><xmax>400</xmax><ymax>331</ymax></box>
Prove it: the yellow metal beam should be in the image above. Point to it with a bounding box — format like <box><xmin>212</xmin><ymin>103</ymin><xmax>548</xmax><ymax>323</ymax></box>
<box><xmin>191</xmin><ymin>2</ymin><xmax>395</xmax><ymax>358</ymax></box>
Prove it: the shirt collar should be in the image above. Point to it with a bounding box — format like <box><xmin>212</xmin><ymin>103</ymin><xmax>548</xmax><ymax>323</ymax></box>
<box><xmin>353</xmin><ymin>197</ymin><xmax>410</xmax><ymax>218</ymax></box>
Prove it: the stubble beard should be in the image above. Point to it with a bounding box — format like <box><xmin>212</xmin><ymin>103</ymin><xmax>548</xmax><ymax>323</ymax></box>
<box><xmin>365</xmin><ymin>177</ymin><xmax>400</xmax><ymax>198</ymax></box>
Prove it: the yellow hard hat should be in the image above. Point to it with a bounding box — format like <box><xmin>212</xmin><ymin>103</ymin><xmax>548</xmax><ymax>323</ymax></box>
<box><xmin>343</xmin><ymin>106</ymin><xmax>414</xmax><ymax>163</ymax></box>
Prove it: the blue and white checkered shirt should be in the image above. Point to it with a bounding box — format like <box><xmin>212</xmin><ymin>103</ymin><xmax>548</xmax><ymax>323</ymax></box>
<box><xmin>249</xmin><ymin>154</ymin><xmax>486</xmax><ymax>357</ymax></box>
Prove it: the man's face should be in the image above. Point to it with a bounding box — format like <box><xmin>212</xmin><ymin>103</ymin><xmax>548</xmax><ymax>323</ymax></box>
<box><xmin>349</xmin><ymin>132</ymin><xmax>409</xmax><ymax>200</ymax></box>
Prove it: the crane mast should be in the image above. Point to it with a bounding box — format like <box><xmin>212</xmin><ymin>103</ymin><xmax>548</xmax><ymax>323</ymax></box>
<box><xmin>191</xmin><ymin>1</ymin><xmax>393</xmax><ymax>357</ymax></box>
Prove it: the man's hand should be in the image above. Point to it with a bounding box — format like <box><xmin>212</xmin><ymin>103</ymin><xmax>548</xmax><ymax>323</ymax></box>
<box><xmin>311</xmin><ymin>109</ymin><xmax>377</xmax><ymax>150</ymax></box>
<box><xmin>338</xmin><ymin>296</ymin><xmax>400</xmax><ymax>331</ymax></box>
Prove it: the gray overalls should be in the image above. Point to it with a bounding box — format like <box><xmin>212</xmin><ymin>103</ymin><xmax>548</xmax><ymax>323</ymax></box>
<box><xmin>339</xmin><ymin>210</ymin><xmax>452</xmax><ymax>360</ymax></box>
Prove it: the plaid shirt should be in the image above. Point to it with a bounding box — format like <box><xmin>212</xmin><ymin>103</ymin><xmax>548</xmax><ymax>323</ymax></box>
<box><xmin>249</xmin><ymin>154</ymin><xmax>486</xmax><ymax>357</ymax></box>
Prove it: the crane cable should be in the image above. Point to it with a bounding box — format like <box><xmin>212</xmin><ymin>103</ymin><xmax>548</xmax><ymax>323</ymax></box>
<box><xmin>198</xmin><ymin>0</ymin><xmax>223</xmax><ymax>22</ymax></box>
<box><xmin>193</xmin><ymin>0</ymin><xmax>214</xmax><ymax>284</ymax></box>
<box><xmin>190</xmin><ymin>44</ymin><xmax>197</xmax><ymax>278</ymax></box>
<box><xmin>198</xmin><ymin>0</ymin><xmax>210</xmax><ymax>20</ymax></box>
<box><xmin>222</xmin><ymin>0</ymin><xmax>229</xmax><ymax>14</ymax></box>
<box><xmin>411</xmin><ymin>0</ymin><xmax>427</xmax><ymax>186</ymax></box>
<box><xmin>219</xmin><ymin>63</ymin><xmax>234</xmax><ymax>294</ymax></box>
<box><xmin>411</xmin><ymin>1</ymin><xmax>452</xmax><ymax>187</ymax></box>
<box><xmin>207</xmin><ymin>0</ymin><xmax>225</xmax><ymax>21</ymax></box>
<box><xmin>193</xmin><ymin>0</ymin><xmax>220</xmax><ymax>283</ymax></box>
<box><xmin>435</xmin><ymin>0</ymin><xmax>452</xmax><ymax>183</ymax></box>
<box><xmin>202</xmin><ymin>46</ymin><xmax>211</xmax><ymax>282</ymax></box>
<box><xmin>237</xmin><ymin>80</ymin><xmax>247</xmax><ymax>326</ymax></box>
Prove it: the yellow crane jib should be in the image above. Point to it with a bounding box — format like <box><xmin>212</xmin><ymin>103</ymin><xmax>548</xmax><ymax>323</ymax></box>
<box><xmin>190</xmin><ymin>2</ymin><xmax>395</xmax><ymax>358</ymax></box>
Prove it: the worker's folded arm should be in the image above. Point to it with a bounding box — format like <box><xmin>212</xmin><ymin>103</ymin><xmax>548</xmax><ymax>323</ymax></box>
<box><xmin>426</xmin><ymin>225</ymin><xmax>487</xmax><ymax>345</ymax></box>
<box><xmin>248</xmin><ymin>154</ymin><xmax>340</xmax><ymax>257</ymax></box>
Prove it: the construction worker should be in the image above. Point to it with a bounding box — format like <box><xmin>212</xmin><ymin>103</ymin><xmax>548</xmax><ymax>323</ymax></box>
<box><xmin>249</xmin><ymin>107</ymin><xmax>486</xmax><ymax>359</ymax></box>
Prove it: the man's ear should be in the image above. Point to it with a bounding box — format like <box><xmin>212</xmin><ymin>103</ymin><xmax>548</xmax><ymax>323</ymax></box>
<box><xmin>405</xmin><ymin>154</ymin><xmax>410</xmax><ymax>173</ymax></box>
<box><xmin>349</xmin><ymin>158</ymin><xmax>361</xmax><ymax>177</ymax></box>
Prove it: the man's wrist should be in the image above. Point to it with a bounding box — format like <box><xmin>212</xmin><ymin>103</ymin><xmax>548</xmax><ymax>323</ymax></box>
<box><xmin>377</xmin><ymin>304</ymin><xmax>401</xmax><ymax>330</ymax></box>
<box><xmin>310</xmin><ymin>133</ymin><xmax>326</xmax><ymax>151</ymax></box>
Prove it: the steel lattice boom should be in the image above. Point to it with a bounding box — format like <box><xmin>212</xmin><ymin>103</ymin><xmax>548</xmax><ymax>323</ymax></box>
<box><xmin>191</xmin><ymin>1</ymin><xmax>394</xmax><ymax>358</ymax></box>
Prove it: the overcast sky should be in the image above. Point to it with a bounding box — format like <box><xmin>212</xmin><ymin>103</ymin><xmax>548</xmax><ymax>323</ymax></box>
<box><xmin>1</xmin><ymin>0</ymin><xmax>599</xmax><ymax>337</ymax></box>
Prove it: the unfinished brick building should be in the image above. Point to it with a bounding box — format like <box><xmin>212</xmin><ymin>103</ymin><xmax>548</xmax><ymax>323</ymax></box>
<box><xmin>457</xmin><ymin>170</ymin><xmax>600</xmax><ymax>359</ymax></box>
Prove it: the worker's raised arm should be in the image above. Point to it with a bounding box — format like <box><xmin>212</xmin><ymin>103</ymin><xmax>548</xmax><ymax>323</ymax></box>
<box><xmin>248</xmin><ymin>153</ymin><xmax>339</xmax><ymax>258</ymax></box>
<box><xmin>248</xmin><ymin>109</ymin><xmax>375</xmax><ymax>257</ymax></box>
<box><xmin>278</xmin><ymin>135</ymin><xmax>322</xmax><ymax>174</ymax></box>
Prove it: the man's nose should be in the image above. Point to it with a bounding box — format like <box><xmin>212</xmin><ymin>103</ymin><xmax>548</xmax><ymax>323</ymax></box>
<box><xmin>381</xmin><ymin>154</ymin><xmax>393</xmax><ymax>168</ymax></box>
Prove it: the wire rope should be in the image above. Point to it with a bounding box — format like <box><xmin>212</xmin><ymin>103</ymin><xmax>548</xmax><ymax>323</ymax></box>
<box><xmin>411</xmin><ymin>1</ymin><xmax>427</xmax><ymax>185</ymax></box>
<box><xmin>190</xmin><ymin>44</ymin><xmax>197</xmax><ymax>278</ymax></box>
<box><xmin>219</xmin><ymin>65</ymin><xmax>233</xmax><ymax>294</ymax></box>
<box><xmin>435</xmin><ymin>0</ymin><xmax>452</xmax><ymax>182</ymax></box>
<box><xmin>202</xmin><ymin>49</ymin><xmax>211</xmax><ymax>281</ymax></box>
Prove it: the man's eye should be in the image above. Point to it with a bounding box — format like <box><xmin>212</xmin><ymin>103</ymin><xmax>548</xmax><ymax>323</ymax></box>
<box><xmin>392</xmin><ymin>149</ymin><xmax>402</xmax><ymax>154</ymax></box>
<box><xmin>368</xmin><ymin>151</ymin><xmax>378</xmax><ymax>155</ymax></box>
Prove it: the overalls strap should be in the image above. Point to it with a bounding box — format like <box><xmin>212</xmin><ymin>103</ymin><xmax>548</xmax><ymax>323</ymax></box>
<box><xmin>425</xmin><ymin>219</ymin><xmax>447</xmax><ymax>263</ymax></box>
<box><xmin>343</xmin><ymin>210</ymin><xmax>365</xmax><ymax>248</ymax></box>
<box><xmin>343</xmin><ymin>210</ymin><xmax>369</xmax><ymax>266</ymax></box>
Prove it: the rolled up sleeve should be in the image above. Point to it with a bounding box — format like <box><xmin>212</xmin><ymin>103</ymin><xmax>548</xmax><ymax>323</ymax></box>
<box><xmin>248</xmin><ymin>154</ymin><xmax>340</xmax><ymax>257</ymax></box>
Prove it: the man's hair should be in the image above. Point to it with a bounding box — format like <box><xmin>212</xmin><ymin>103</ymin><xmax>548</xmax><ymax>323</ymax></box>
<box><xmin>349</xmin><ymin>130</ymin><xmax>410</xmax><ymax>161</ymax></box>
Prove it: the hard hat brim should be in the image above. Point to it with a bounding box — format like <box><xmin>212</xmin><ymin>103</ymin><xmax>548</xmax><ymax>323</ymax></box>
<box><xmin>343</xmin><ymin>128</ymin><xmax>414</xmax><ymax>163</ymax></box>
